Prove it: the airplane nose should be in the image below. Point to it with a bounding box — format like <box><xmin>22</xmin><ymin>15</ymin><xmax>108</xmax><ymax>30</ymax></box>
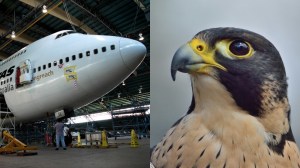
<box><xmin>120</xmin><ymin>38</ymin><xmax>146</xmax><ymax>71</ymax></box>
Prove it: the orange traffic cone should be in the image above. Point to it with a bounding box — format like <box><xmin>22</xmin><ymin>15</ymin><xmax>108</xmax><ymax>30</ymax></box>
<box><xmin>130</xmin><ymin>129</ymin><xmax>139</xmax><ymax>148</ymax></box>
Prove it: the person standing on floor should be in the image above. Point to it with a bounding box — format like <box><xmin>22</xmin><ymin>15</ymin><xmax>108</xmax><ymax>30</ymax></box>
<box><xmin>54</xmin><ymin>118</ymin><xmax>66</xmax><ymax>150</ymax></box>
<box><xmin>64</xmin><ymin>124</ymin><xmax>71</xmax><ymax>146</ymax></box>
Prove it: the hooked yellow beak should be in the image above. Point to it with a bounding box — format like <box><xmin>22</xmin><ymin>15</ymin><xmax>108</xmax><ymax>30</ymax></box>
<box><xmin>171</xmin><ymin>39</ymin><xmax>227</xmax><ymax>81</ymax></box>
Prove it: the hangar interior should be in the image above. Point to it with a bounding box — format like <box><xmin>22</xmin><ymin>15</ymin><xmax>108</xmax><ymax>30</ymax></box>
<box><xmin>0</xmin><ymin>0</ymin><xmax>149</xmax><ymax>167</ymax></box>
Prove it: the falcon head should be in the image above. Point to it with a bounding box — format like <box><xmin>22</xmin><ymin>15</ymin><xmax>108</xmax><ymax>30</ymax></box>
<box><xmin>171</xmin><ymin>27</ymin><xmax>294</xmax><ymax>153</ymax></box>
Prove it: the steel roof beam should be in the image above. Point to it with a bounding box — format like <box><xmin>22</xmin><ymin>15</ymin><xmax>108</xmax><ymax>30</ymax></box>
<box><xmin>0</xmin><ymin>1</ymin><xmax>64</xmax><ymax>51</ymax></box>
<box><xmin>70</xmin><ymin>0</ymin><xmax>121</xmax><ymax>35</ymax></box>
<box><xmin>132</xmin><ymin>0</ymin><xmax>146</xmax><ymax>11</ymax></box>
<box><xmin>132</xmin><ymin>0</ymin><xmax>149</xmax><ymax>22</ymax></box>
<box><xmin>0</xmin><ymin>26</ymin><xmax>35</xmax><ymax>44</ymax></box>
<box><xmin>20</xmin><ymin>0</ymin><xmax>97</xmax><ymax>35</ymax></box>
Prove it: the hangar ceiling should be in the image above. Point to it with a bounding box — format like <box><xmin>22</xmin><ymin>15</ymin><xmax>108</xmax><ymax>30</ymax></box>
<box><xmin>0</xmin><ymin>0</ymin><xmax>150</xmax><ymax>116</ymax></box>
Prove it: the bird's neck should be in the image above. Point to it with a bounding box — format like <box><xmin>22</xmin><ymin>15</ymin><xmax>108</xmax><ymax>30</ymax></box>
<box><xmin>191</xmin><ymin>74</ymin><xmax>239</xmax><ymax>114</ymax></box>
<box><xmin>191</xmin><ymin>75</ymin><xmax>268</xmax><ymax>148</ymax></box>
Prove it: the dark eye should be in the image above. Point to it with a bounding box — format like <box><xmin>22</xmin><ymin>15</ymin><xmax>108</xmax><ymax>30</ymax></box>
<box><xmin>229</xmin><ymin>40</ymin><xmax>250</xmax><ymax>56</ymax></box>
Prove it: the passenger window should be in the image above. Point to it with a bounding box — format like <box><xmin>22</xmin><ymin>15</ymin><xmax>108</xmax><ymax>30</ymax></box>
<box><xmin>33</xmin><ymin>68</ymin><xmax>36</xmax><ymax>73</ymax></box>
<box><xmin>79</xmin><ymin>53</ymin><xmax>83</xmax><ymax>59</ymax></box>
<box><xmin>66</xmin><ymin>57</ymin><xmax>69</xmax><ymax>62</ymax></box>
<box><xmin>102</xmin><ymin>47</ymin><xmax>106</xmax><ymax>52</ymax></box>
<box><xmin>43</xmin><ymin>65</ymin><xmax>46</xmax><ymax>70</ymax></box>
<box><xmin>72</xmin><ymin>55</ymin><xmax>76</xmax><ymax>60</ymax></box>
<box><xmin>111</xmin><ymin>45</ymin><xmax>115</xmax><ymax>50</ymax></box>
<box><xmin>38</xmin><ymin>67</ymin><xmax>41</xmax><ymax>71</ymax></box>
<box><xmin>7</xmin><ymin>79</ymin><xmax>9</xmax><ymax>83</ymax></box>
<box><xmin>59</xmin><ymin>59</ymin><xmax>63</xmax><ymax>64</ymax></box>
<box><xmin>3</xmin><ymin>80</ymin><xmax>5</xmax><ymax>84</ymax></box>
<box><xmin>86</xmin><ymin>51</ymin><xmax>90</xmax><ymax>56</ymax></box>
<box><xmin>94</xmin><ymin>49</ymin><xmax>98</xmax><ymax>54</ymax></box>
<box><xmin>48</xmin><ymin>63</ymin><xmax>51</xmax><ymax>68</ymax></box>
<box><xmin>1</xmin><ymin>81</ymin><xmax>2</xmax><ymax>85</ymax></box>
<box><xmin>10</xmin><ymin>77</ymin><xmax>12</xmax><ymax>82</ymax></box>
<box><xmin>54</xmin><ymin>61</ymin><xmax>57</xmax><ymax>66</ymax></box>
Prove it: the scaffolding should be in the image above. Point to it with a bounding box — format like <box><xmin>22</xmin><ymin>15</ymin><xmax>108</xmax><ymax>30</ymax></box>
<box><xmin>0</xmin><ymin>95</ymin><xmax>40</xmax><ymax>154</ymax></box>
<box><xmin>0</xmin><ymin>111</ymin><xmax>15</xmax><ymax>147</ymax></box>
<box><xmin>0</xmin><ymin>94</ymin><xmax>16</xmax><ymax>147</ymax></box>
<box><xmin>0</xmin><ymin>111</ymin><xmax>15</xmax><ymax>133</ymax></box>
<box><xmin>110</xmin><ymin>103</ymin><xmax>150</xmax><ymax>139</ymax></box>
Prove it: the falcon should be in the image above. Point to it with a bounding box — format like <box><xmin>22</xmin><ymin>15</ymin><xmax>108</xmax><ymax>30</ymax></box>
<box><xmin>151</xmin><ymin>27</ymin><xmax>300</xmax><ymax>168</ymax></box>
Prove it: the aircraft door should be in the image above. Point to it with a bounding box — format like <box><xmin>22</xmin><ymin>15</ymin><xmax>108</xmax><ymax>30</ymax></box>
<box><xmin>18</xmin><ymin>59</ymin><xmax>33</xmax><ymax>85</ymax></box>
<box><xmin>16</xmin><ymin>67</ymin><xmax>21</xmax><ymax>86</ymax></box>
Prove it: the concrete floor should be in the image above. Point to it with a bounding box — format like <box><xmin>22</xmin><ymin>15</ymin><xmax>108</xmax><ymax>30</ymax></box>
<box><xmin>0</xmin><ymin>138</ymin><xmax>149</xmax><ymax>168</ymax></box>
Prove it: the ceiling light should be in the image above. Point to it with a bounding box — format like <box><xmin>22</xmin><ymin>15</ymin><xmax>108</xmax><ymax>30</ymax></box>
<box><xmin>138</xmin><ymin>85</ymin><xmax>142</xmax><ymax>93</ymax></box>
<box><xmin>11</xmin><ymin>31</ymin><xmax>16</xmax><ymax>38</ymax></box>
<box><xmin>101</xmin><ymin>98</ymin><xmax>104</xmax><ymax>102</ymax></box>
<box><xmin>139</xmin><ymin>33</ymin><xmax>144</xmax><ymax>41</ymax></box>
<box><xmin>42</xmin><ymin>5</ymin><xmax>47</xmax><ymax>13</ymax></box>
<box><xmin>118</xmin><ymin>93</ymin><xmax>121</xmax><ymax>98</ymax></box>
<box><xmin>122</xmin><ymin>81</ymin><xmax>125</xmax><ymax>86</ymax></box>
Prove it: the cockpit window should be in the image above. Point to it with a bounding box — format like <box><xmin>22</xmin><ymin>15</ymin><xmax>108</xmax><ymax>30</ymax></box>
<box><xmin>55</xmin><ymin>31</ymin><xmax>77</xmax><ymax>39</ymax></box>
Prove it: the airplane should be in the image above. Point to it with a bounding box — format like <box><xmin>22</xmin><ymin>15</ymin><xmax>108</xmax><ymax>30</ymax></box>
<box><xmin>0</xmin><ymin>30</ymin><xmax>146</xmax><ymax>125</ymax></box>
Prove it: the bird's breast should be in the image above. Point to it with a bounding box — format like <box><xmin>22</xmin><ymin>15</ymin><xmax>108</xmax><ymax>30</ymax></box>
<box><xmin>151</xmin><ymin>113</ymin><xmax>300</xmax><ymax>168</ymax></box>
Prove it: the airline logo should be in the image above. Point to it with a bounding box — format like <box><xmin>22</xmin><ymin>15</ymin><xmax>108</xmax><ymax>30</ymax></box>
<box><xmin>0</xmin><ymin>66</ymin><xmax>15</xmax><ymax>79</ymax></box>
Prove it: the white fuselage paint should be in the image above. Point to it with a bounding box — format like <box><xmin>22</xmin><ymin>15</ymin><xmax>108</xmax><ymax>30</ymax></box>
<box><xmin>0</xmin><ymin>30</ymin><xmax>146</xmax><ymax>122</ymax></box>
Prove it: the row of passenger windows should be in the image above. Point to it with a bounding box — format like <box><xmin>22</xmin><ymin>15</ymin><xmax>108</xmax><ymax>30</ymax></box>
<box><xmin>1</xmin><ymin>77</ymin><xmax>12</xmax><ymax>85</ymax></box>
<box><xmin>0</xmin><ymin>45</ymin><xmax>116</xmax><ymax>85</ymax></box>
<box><xmin>33</xmin><ymin>45</ymin><xmax>115</xmax><ymax>73</ymax></box>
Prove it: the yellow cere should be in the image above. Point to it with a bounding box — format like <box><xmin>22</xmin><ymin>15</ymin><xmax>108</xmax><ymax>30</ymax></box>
<box><xmin>188</xmin><ymin>38</ymin><xmax>227</xmax><ymax>72</ymax></box>
<box><xmin>216</xmin><ymin>39</ymin><xmax>254</xmax><ymax>59</ymax></box>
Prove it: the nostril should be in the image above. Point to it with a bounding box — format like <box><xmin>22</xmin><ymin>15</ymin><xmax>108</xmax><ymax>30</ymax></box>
<box><xmin>196</xmin><ymin>45</ymin><xmax>204</xmax><ymax>51</ymax></box>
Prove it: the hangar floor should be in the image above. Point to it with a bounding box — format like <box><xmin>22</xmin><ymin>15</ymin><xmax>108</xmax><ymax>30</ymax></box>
<box><xmin>0</xmin><ymin>138</ymin><xmax>149</xmax><ymax>168</ymax></box>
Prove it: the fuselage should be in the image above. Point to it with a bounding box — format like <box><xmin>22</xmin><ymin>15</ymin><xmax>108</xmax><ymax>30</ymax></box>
<box><xmin>0</xmin><ymin>30</ymin><xmax>146</xmax><ymax>122</ymax></box>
